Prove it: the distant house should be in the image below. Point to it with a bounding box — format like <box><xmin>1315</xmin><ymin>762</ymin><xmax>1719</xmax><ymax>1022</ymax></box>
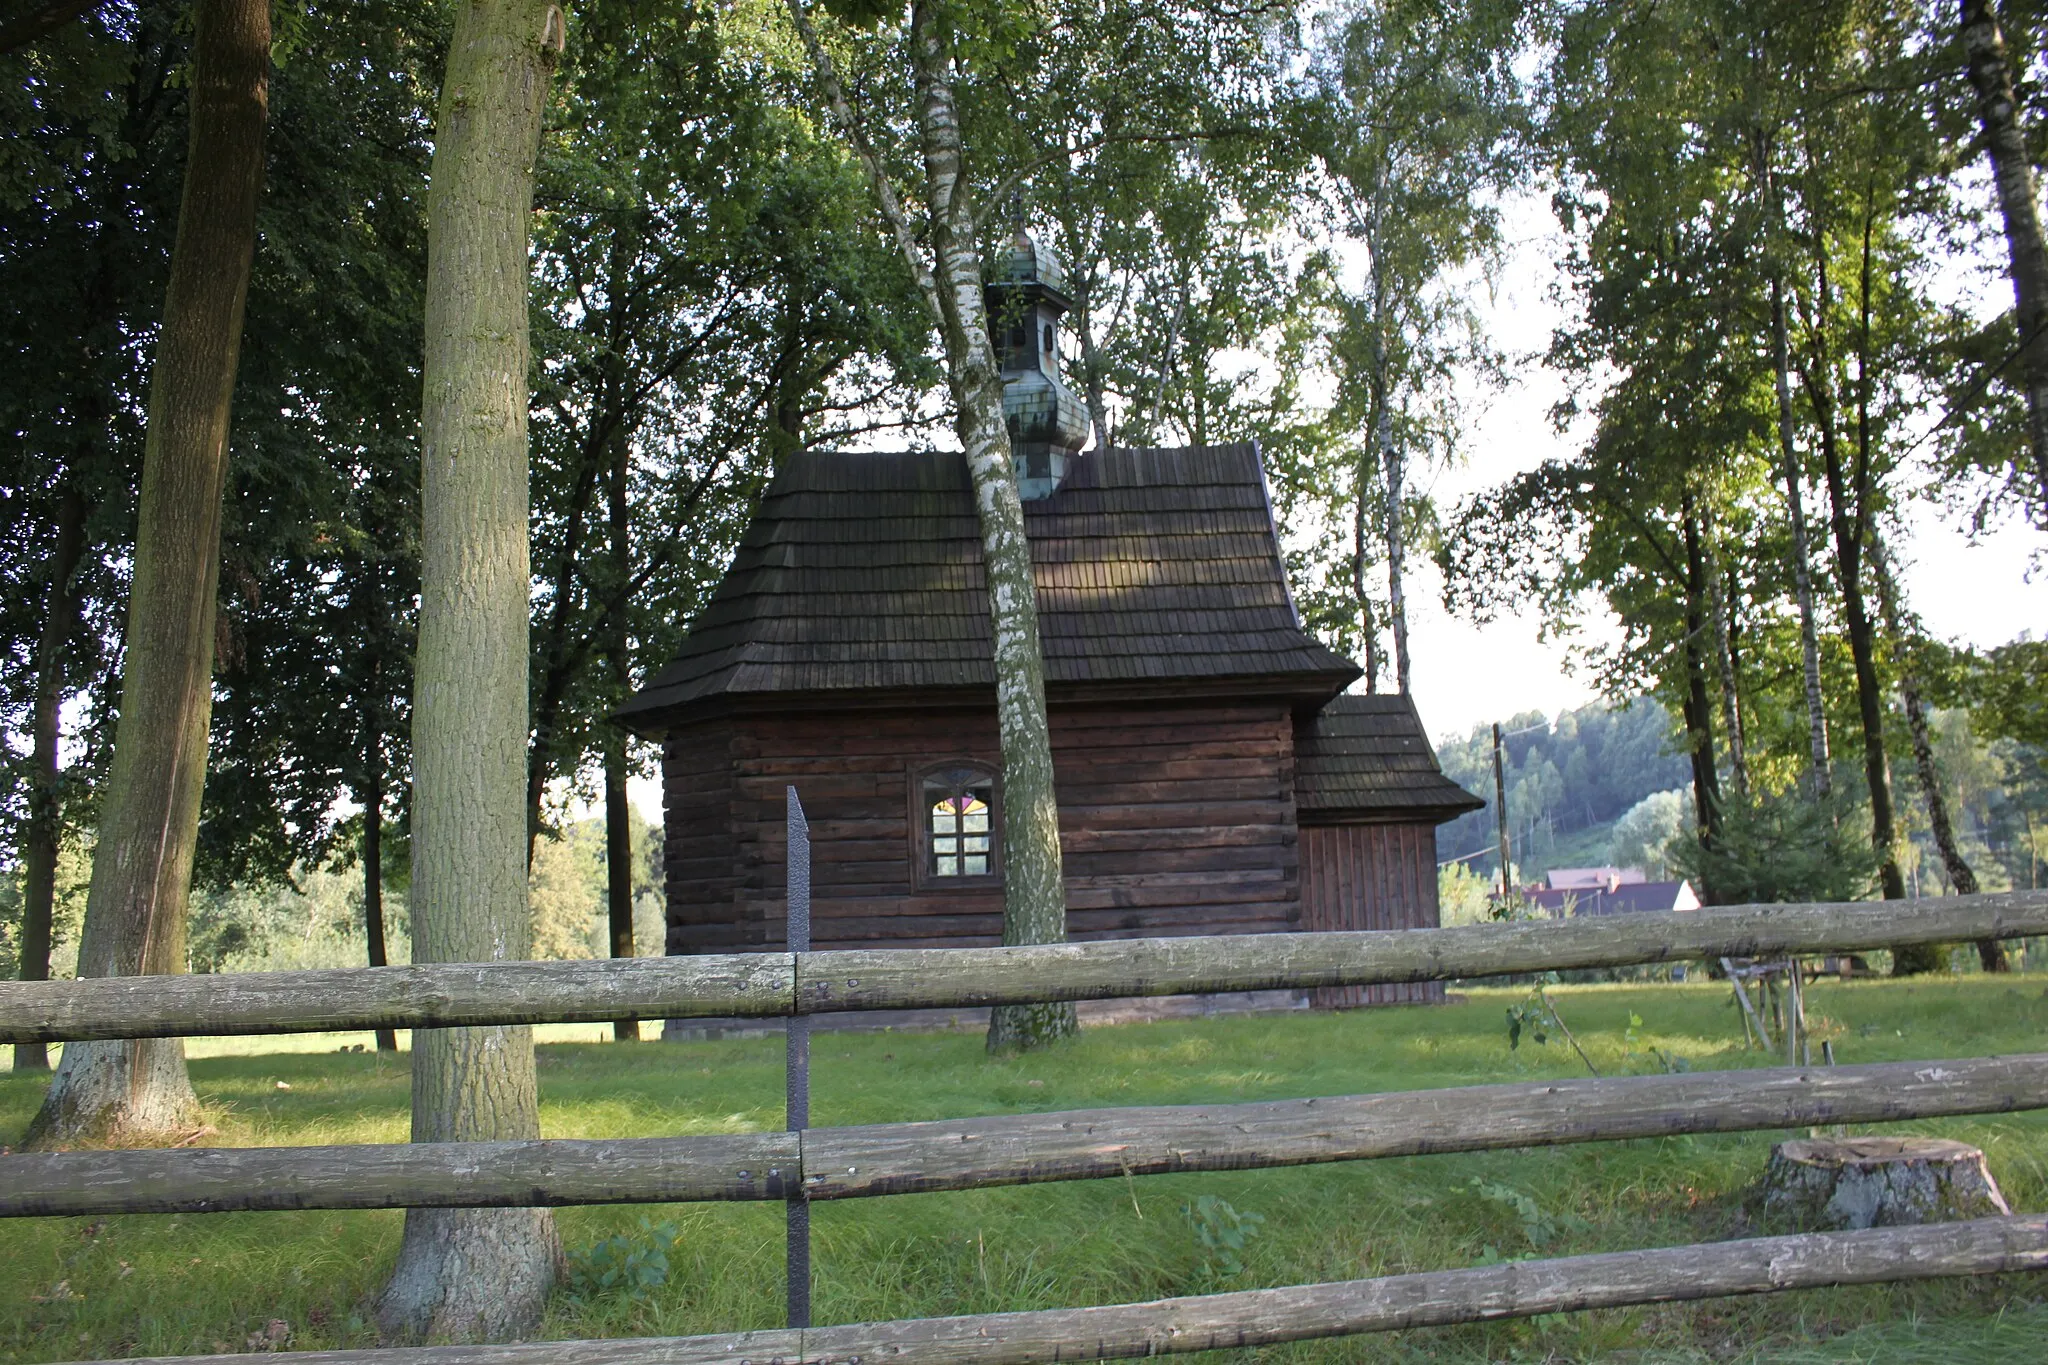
<box><xmin>1524</xmin><ymin>873</ymin><xmax>1700</xmax><ymax>918</ymax></box>
<box><xmin>1546</xmin><ymin>866</ymin><xmax>1646</xmax><ymax>891</ymax></box>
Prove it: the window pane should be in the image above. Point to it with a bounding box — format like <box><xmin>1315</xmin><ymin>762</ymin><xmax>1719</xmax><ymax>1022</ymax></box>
<box><xmin>934</xmin><ymin>836</ymin><xmax>957</xmax><ymax>855</ymax></box>
<box><xmin>963</xmin><ymin>811</ymin><xmax>988</xmax><ymax>833</ymax></box>
<box><xmin>964</xmin><ymin>855</ymin><xmax>987</xmax><ymax>875</ymax></box>
<box><xmin>936</xmin><ymin>856</ymin><xmax>958</xmax><ymax>876</ymax></box>
<box><xmin>963</xmin><ymin>835</ymin><xmax>989</xmax><ymax>853</ymax></box>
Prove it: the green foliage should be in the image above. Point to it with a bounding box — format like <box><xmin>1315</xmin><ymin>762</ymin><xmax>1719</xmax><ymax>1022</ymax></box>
<box><xmin>1433</xmin><ymin>699</ymin><xmax>1690</xmax><ymax>880</ymax></box>
<box><xmin>1463</xmin><ymin>1177</ymin><xmax>1591</xmax><ymax>1250</ymax></box>
<box><xmin>565</xmin><ymin>1219</ymin><xmax>684</xmax><ymax>1306</ymax></box>
<box><xmin>1669</xmin><ymin>793</ymin><xmax>1876</xmax><ymax>907</ymax></box>
<box><xmin>1607</xmin><ymin>789</ymin><xmax>1691</xmax><ymax>879</ymax></box>
<box><xmin>1180</xmin><ymin>1194</ymin><xmax>1264</xmax><ymax>1286</ymax></box>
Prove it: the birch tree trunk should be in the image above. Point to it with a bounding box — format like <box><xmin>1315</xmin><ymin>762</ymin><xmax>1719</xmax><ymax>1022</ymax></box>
<box><xmin>1378</xmin><ymin>388</ymin><xmax>1410</xmax><ymax>692</ymax></box>
<box><xmin>375</xmin><ymin>0</ymin><xmax>564</xmax><ymax>1340</ymax></box>
<box><xmin>1351</xmin><ymin>459</ymin><xmax>1380</xmax><ymax>694</ymax></box>
<box><xmin>785</xmin><ymin>0</ymin><xmax>1073</xmax><ymax>1050</ymax></box>
<box><xmin>14</xmin><ymin>487</ymin><xmax>86</xmax><ymax>1074</ymax></box>
<box><xmin>908</xmin><ymin>7</ymin><xmax>1073</xmax><ymax>1050</ymax></box>
<box><xmin>1961</xmin><ymin>0</ymin><xmax>2048</xmax><ymax>518</ymax></box>
<box><xmin>22</xmin><ymin>0</ymin><xmax>268</xmax><ymax>1147</ymax></box>
<box><xmin>1870</xmin><ymin>536</ymin><xmax>2003</xmax><ymax>971</ymax></box>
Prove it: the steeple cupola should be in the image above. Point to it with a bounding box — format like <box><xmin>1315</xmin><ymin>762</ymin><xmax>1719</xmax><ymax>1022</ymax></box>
<box><xmin>985</xmin><ymin>228</ymin><xmax>1092</xmax><ymax>499</ymax></box>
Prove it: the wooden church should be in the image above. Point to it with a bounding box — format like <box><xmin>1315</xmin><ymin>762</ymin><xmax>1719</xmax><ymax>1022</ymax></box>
<box><xmin>618</xmin><ymin>232</ymin><xmax>1481</xmax><ymax>1010</ymax></box>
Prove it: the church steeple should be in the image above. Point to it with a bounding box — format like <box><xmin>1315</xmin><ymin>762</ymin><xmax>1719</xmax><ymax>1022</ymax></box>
<box><xmin>985</xmin><ymin>228</ymin><xmax>1091</xmax><ymax>499</ymax></box>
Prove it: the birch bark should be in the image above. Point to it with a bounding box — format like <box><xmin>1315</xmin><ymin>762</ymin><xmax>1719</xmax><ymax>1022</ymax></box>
<box><xmin>1961</xmin><ymin>0</ymin><xmax>2048</xmax><ymax>517</ymax></box>
<box><xmin>786</xmin><ymin>0</ymin><xmax>1073</xmax><ymax>1050</ymax></box>
<box><xmin>374</xmin><ymin>0</ymin><xmax>565</xmax><ymax>1340</ymax></box>
<box><xmin>910</xmin><ymin>7</ymin><xmax>1073</xmax><ymax>1049</ymax></box>
<box><xmin>23</xmin><ymin>0</ymin><xmax>268</xmax><ymax>1147</ymax></box>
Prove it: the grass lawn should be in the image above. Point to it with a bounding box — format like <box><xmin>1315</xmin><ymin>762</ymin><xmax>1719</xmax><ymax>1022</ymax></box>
<box><xmin>3</xmin><ymin>972</ymin><xmax>2047</xmax><ymax>1362</ymax></box>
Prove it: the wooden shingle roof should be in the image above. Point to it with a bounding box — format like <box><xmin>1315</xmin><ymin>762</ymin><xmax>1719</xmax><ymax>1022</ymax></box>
<box><xmin>1293</xmin><ymin>694</ymin><xmax>1485</xmax><ymax>825</ymax></box>
<box><xmin>620</xmin><ymin>443</ymin><xmax>1360</xmax><ymax>724</ymax></box>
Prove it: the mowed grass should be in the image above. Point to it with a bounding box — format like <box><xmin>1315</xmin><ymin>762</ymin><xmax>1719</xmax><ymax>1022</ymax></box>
<box><xmin>3</xmin><ymin>973</ymin><xmax>2047</xmax><ymax>1362</ymax></box>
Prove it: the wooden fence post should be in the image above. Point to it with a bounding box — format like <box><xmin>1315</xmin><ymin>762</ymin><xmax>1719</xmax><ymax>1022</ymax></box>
<box><xmin>786</xmin><ymin>786</ymin><xmax>811</xmax><ymax>1331</ymax></box>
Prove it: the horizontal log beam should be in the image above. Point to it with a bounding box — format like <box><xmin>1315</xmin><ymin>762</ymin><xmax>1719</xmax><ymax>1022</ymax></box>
<box><xmin>0</xmin><ymin>954</ymin><xmax>797</xmax><ymax>1044</ymax></box>
<box><xmin>64</xmin><ymin>1216</ymin><xmax>2048</xmax><ymax>1365</ymax></box>
<box><xmin>8</xmin><ymin>1053</ymin><xmax>2043</xmax><ymax>1217</ymax></box>
<box><xmin>3</xmin><ymin>890</ymin><xmax>2044</xmax><ymax>1043</ymax></box>
<box><xmin>807</xmin><ymin>891</ymin><xmax>2048</xmax><ymax>1013</ymax></box>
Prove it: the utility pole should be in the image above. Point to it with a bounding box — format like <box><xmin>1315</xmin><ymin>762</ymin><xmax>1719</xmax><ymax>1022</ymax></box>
<box><xmin>1492</xmin><ymin>722</ymin><xmax>1513</xmax><ymax>904</ymax></box>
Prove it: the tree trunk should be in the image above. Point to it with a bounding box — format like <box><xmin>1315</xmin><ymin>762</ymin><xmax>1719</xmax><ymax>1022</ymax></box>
<box><xmin>375</xmin><ymin>0</ymin><xmax>563</xmax><ymax>1341</ymax></box>
<box><xmin>606</xmin><ymin>418</ymin><xmax>637</xmax><ymax>1040</ymax></box>
<box><xmin>903</xmin><ymin>5</ymin><xmax>1071</xmax><ymax>1051</ymax></box>
<box><xmin>1818</xmin><ymin>212</ymin><xmax>1911</xmax><ymax>935</ymax></box>
<box><xmin>1680</xmin><ymin>495</ymin><xmax>1723</xmax><ymax>882</ymax></box>
<box><xmin>1870</xmin><ymin>537</ymin><xmax>2002</xmax><ymax>971</ymax></box>
<box><xmin>358</xmin><ymin>577</ymin><xmax>399</xmax><ymax>1055</ymax></box>
<box><xmin>1961</xmin><ymin>0</ymin><xmax>2048</xmax><ymax>518</ymax></box>
<box><xmin>1381</xmin><ymin>410</ymin><xmax>1410</xmax><ymax>694</ymax></box>
<box><xmin>1703</xmin><ymin>523</ymin><xmax>1748</xmax><ymax>799</ymax></box>
<box><xmin>1368</xmin><ymin>256</ymin><xmax>1410</xmax><ymax>695</ymax></box>
<box><xmin>15</xmin><ymin>488</ymin><xmax>87</xmax><ymax>1074</ymax></box>
<box><xmin>361</xmin><ymin>741</ymin><xmax>398</xmax><ymax>1052</ymax></box>
<box><xmin>1350</xmin><ymin>457</ymin><xmax>1380</xmax><ymax>693</ymax></box>
<box><xmin>1772</xmin><ymin>275</ymin><xmax>1831</xmax><ymax>795</ymax></box>
<box><xmin>22</xmin><ymin>0</ymin><xmax>268</xmax><ymax>1147</ymax></box>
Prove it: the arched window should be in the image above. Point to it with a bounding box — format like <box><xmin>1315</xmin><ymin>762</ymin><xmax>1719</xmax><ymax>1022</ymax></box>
<box><xmin>918</xmin><ymin>764</ymin><xmax>998</xmax><ymax>882</ymax></box>
<box><xmin>1041</xmin><ymin>320</ymin><xmax>1056</xmax><ymax>359</ymax></box>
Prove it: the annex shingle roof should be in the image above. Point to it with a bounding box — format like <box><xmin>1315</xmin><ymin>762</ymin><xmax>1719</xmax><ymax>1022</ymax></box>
<box><xmin>1293</xmin><ymin>694</ymin><xmax>1485</xmax><ymax>823</ymax></box>
<box><xmin>620</xmin><ymin>443</ymin><xmax>1359</xmax><ymax>723</ymax></box>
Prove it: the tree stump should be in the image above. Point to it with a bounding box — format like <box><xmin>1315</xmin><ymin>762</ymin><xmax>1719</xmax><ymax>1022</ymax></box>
<box><xmin>1763</xmin><ymin>1137</ymin><xmax>2011</xmax><ymax>1230</ymax></box>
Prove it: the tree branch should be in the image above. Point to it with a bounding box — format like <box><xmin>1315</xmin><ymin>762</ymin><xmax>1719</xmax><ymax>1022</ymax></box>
<box><xmin>0</xmin><ymin>0</ymin><xmax>104</xmax><ymax>55</ymax></box>
<box><xmin>783</xmin><ymin>0</ymin><xmax>942</xmax><ymax>326</ymax></box>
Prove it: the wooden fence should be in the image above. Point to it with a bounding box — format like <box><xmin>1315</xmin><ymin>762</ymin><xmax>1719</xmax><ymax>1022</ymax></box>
<box><xmin>4</xmin><ymin>886</ymin><xmax>2047</xmax><ymax>1365</ymax></box>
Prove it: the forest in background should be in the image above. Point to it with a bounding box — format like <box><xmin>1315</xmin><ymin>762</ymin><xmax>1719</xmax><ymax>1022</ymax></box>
<box><xmin>5</xmin><ymin>0</ymin><xmax>2048</xmax><ymax>989</ymax></box>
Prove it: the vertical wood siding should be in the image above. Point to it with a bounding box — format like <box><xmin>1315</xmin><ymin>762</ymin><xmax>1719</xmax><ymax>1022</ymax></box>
<box><xmin>1298</xmin><ymin>822</ymin><xmax>1445</xmax><ymax>1007</ymax></box>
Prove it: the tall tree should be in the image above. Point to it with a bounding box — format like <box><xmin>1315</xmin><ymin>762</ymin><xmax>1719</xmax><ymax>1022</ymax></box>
<box><xmin>24</xmin><ymin>0</ymin><xmax>269</xmax><ymax>1147</ymax></box>
<box><xmin>4</xmin><ymin>3</ymin><xmax>185</xmax><ymax>1071</ymax></box>
<box><xmin>1869</xmin><ymin>532</ymin><xmax>2005</xmax><ymax>970</ymax></box>
<box><xmin>784</xmin><ymin>0</ymin><xmax>1067</xmax><ymax>1049</ymax></box>
<box><xmin>522</xmin><ymin>0</ymin><xmax>929</xmax><ymax>870</ymax></box>
<box><xmin>374</xmin><ymin>0</ymin><xmax>563</xmax><ymax>1340</ymax></box>
<box><xmin>1960</xmin><ymin>0</ymin><xmax>2048</xmax><ymax>519</ymax></box>
<box><xmin>10</xmin><ymin>488</ymin><xmax>84</xmax><ymax>1072</ymax></box>
<box><xmin>1310</xmin><ymin>0</ymin><xmax>1527</xmax><ymax>696</ymax></box>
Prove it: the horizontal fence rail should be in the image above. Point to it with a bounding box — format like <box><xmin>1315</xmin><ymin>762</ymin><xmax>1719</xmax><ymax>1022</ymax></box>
<box><xmin>4</xmin><ymin>890</ymin><xmax>2045</xmax><ymax>1044</ymax></box>
<box><xmin>59</xmin><ymin>1215</ymin><xmax>2048</xmax><ymax>1365</ymax></box>
<box><xmin>8</xmin><ymin>1053</ymin><xmax>2046</xmax><ymax>1217</ymax></box>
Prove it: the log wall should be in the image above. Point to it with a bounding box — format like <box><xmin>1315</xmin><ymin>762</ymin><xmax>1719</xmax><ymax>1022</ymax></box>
<box><xmin>1299</xmin><ymin>822</ymin><xmax>1443</xmax><ymax>1007</ymax></box>
<box><xmin>663</xmin><ymin>722</ymin><xmax>742</xmax><ymax>953</ymax></box>
<box><xmin>666</xmin><ymin>702</ymin><xmax>1301</xmax><ymax>953</ymax></box>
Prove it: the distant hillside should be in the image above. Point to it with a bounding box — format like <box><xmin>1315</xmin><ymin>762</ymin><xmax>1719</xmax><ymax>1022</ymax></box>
<box><xmin>1431</xmin><ymin>699</ymin><xmax>1691</xmax><ymax>883</ymax></box>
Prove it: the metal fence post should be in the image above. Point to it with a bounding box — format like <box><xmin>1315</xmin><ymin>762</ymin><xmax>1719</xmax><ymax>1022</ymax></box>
<box><xmin>785</xmin><ymin>785</ymin><xmax>812</xmax><ymax>1330</ymax></box>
